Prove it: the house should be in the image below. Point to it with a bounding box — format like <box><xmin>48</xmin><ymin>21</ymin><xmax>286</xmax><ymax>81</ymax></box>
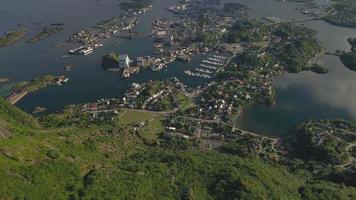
<box><xmin>155</xmin><ymin>30</ymin><xmax>167</xmax><ymax>37</ymax></box>
<box><xmin>119</xmin><ymin>55</ymin><xmax>131</xmax><ymax>68</ymax></box>
<box><xmin>166</xmin><ymin>126</ymin><xmax>176</xmax><ymax>131</ymax></box>
<box><xmin>164</xmin><ymin>132</ymin><xmax>190</xmax><ymax>139</ymax></box>
<box><xmin>136</xmin><ymin>57</ymin><xmax>145</xmax><ymax>67</ymax></box>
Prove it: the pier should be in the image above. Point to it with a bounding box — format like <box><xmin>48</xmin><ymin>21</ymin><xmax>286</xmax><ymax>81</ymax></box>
<box><xmin>184</xmin><ymin>54</ymin><xmax>228</xmax><ymax>79</ymax></box>
<box><xmin>6</xmin><ymin>90</ymin><xmax>28</xmax><ymax>105</ymax></box>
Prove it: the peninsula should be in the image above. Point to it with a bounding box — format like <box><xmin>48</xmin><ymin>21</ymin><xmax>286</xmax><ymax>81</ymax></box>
<box><xmin>324</xmin><ymin>0</ymin><xmax>356</xmax><ymax>28</ymax></box>
<box><xmin>5</xmin><ymin>75</ymin><xmax>69</xmax><ymax>105</ymax></box>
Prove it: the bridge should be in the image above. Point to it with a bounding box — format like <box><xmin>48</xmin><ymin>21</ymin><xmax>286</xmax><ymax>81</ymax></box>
<box><xmin>288</xmin><ymin>17</ymin><xmax>323</xmax><ymax>23</ymax></box>
<box><xmin>264</xmin><ymin>16</ymin><xmax>323</xmax><ymax>24</ymax></box>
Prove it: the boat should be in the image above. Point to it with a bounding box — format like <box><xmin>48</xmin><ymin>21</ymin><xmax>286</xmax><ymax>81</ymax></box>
<box><xmin>65</xmin><ymin>65</ymin><xmax>72</xmax><ymax>72</ymax></box>
<box><xmin>81</xmin><ymin>47</ymin><xmax>94</xmax><ymax>55</ymax></box>
<box><xmin>68</xmin><ymin>46</ymin><xmax>85</xmax><ymax>54</ymax></box>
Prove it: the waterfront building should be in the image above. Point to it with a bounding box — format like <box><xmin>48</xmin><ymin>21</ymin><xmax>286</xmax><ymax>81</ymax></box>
<box><xmin>119</xmin><ymin>55</ymin><xmax>131</xmax><ymax>68</ymax></box>
<box><xmin>136</xmin><ymin>57</ymin><xmax>145</xmax><ymax>67</ymax></box>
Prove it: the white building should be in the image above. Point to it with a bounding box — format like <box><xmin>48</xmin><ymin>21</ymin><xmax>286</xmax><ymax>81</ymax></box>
<box><xmin>119</xmin><ymin>55</ymin><xmax>131</xmax><ymax>68</ymax></box>
<box><xmin>155</xmin><ymin>30</ymin><xmax>167</xmax><ymax>37</ymax></box>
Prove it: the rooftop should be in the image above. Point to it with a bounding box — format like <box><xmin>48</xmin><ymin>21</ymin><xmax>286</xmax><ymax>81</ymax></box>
<box><xmin>119</xmin><ymin>54</ymin><xmax>130</xmax><ymax>60</ymax></box>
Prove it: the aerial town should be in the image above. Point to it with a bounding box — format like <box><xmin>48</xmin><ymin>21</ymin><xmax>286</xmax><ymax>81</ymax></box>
<box><xmin>0</xmin><ymin>0</ymin><xmax>356</xmax><ymax>199</ymax></box>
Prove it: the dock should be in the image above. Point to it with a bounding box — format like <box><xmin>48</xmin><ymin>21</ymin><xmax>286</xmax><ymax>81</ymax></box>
<box><xmin>6</xmin><ymin>90</ymin><xmax>28</xmax><ymax>105</ymax></box>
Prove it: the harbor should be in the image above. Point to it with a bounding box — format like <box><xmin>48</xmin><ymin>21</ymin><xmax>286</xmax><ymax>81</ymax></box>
<box><xmin>184</xmin><ymin>54</ymin><xmax>228</xmax><ymax>79</ymax></box>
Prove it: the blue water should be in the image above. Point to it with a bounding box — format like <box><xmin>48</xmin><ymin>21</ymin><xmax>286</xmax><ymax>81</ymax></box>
<box><xmin>0</xmin><ymin>0</ymin><xmax>209</xmax><ymax>112</ymax></box>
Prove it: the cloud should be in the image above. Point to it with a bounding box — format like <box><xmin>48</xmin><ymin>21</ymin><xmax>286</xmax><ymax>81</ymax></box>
<box><xmin>274</xmin><ymin>55</ymin><xmax>356</xmax><ymax>119</ymax></box>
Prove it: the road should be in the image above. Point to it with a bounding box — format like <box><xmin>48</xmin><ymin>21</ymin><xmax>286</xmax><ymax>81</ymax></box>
<box><xmin>88</xmin><ymin>107</ymin><xmax>176</xmax><ymax>116</ymax></box>
<box><xmin>335</xmin><ymin>142</ymin><xmax>356</xmax><ymax>168</ymax></box>
<box><xmin>88</xmin><ymin>107</ymin><xmax>279</xmax><ymax>142</ymax></box>
<box><xmin>181</xmin><ymin>116</ymin><xmax>279</xmax><ymax>142</ymax></box>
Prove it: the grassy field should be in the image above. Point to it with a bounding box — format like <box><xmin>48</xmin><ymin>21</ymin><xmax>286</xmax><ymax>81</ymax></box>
<box><xmin>117</xmin><ymin>110</ymin><xmax>165</xmax><ymax>142</ymax></box>
<box><xmin>176</xmin><ymin>93</ymin><xmax>195</xmax><ymax>111</ymax></box>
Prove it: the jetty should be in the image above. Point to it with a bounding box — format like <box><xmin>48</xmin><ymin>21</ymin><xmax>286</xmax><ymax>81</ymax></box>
<box><xmin>6</xmin><ymin>90</ymin><xmax>28</xmax><ymax>105</ymax></box>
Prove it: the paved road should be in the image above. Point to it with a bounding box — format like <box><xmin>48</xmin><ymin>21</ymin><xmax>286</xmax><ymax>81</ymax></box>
<box><xmin>88</xmin><ymin>107</ymin><xmax>176</xmax><ymax>116</ymax></box>
<box><xmin>181</xmin><ymin>116</ymin><xmax>279</xmax><ymax>142</ymax></box>
<box><xmin>88</xmin><ymin>108</ymin><xmax>279</xmax><ymax>141</ymax></box>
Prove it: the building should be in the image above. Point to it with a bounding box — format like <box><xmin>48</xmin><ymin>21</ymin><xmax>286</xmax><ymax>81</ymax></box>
<box><xmin>136</xmin><ymin>57</ymin><xmax>145</xmax><ymax>67</ymax></box>
<box><xmin>162</xmin><ymin>35</ymin><xmax>174</xmax><ymax>45</ymax></box>
<box><xmin>119</xmin><ymin>55</ymin><xmax>131</xmax><ymax>68</ymax></box>
<box><xmin>155</xmin><ymin>30</ymin><xmax>167</xmax><ymax>37</ymax></box>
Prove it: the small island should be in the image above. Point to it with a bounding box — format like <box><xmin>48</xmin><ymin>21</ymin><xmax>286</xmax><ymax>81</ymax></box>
<box><xmin>27</xmin><ymin>25</ymin><xmax>63</xmax><ymax>43</ymax></box>
<box><xmin>32</xmin><ymin>106</ymin><xmax>47</xmax><ymax>114</ymax></box>
<box><xmin>119</xmin><ymin>0</ymin><xmax>152</xmax><ymax>10</ymax></box>
<box><xmin>0</xmin><ymin>27</ymin><xmax>27</xmax><ymax>47</ymax></box>
<box><xmin>102</xmin><ymin>52</ymin><xmax>120</xmax><ymax>70</ymax></box>
<box><xmin>102</xmin><ymin>52</ymin><xmax>154</xmax><ymax>77</ymax></box>
<box><xmin>339</xmin><ymin>37</ymin><xmax>356</xmax><ymax>72</ymax></box>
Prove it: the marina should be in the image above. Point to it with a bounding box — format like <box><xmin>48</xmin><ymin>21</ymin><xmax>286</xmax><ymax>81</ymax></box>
<box><xmin>184</xmin><ymin>54</ymin><xmax>228</xmax><ymax>79</ymax></box>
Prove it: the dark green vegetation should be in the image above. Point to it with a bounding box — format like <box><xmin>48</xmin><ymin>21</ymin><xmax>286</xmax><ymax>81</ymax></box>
<box><xmin>119</xmin><ymin>0</ymin><xmax>152</xmax><ymax>10</ymax></box>
<box><xmin>12</xmin><ymin>75</ymin><xmax>59</xmax><ymax>93</ymax></box>
<box><xmin>340</xmin><ymin>52</ymin><xmax>356</xmax><ymax>71</ymax></box>
<box><xmin>0</xmin><ymin>27</ymin><xmax>27</xmax><ymax>47</ymax></box>
<box><xmin>102</xmin><ymin>52</ymin><xmax>119</xmax><ymax>70</ymax></box>
<box><xmin>1</xmin><ymin>97</ymin><xmax>356</xmax><ymax>199</ymax></box>
<box><xmin>339</xmin><ymin>37</ymin><xmax>356</xmax><ymax>71</ymax></box>
<box><xmin>27</xmin><ymin>26</ymin><xmax>63</xmax><ymax>43</ymax></box>
<box><xmin>272</xmin><ymin>24</ymin><xmax>323</xmax><ymax>73</ymax></box>
<box><xmin>226</xmin><ymin>21</ymin><xmax>322</xmax><ymax>73</ymax></box>
<box><xmin>324</xmin><ymin>0</ymin><xmax>356</xmax><ymax>28</ymax></box>
<box><xmin>308</xmin><ymin>64</ymin><xmax>329</xmax><ymax>74</ymax></box>
<box><xmin>290</xmin><ymin>120</ymin><xmax>355</xmax><ymax>165</ymax></box>
<box><xmin>225</xmin><ymin>20</ymin><xmax>270</xmax><ymax>43</ymax></box>
<box><xmin>348</xmin><ymin>37</ymin><xmax>356</xmax><ymax>52</ymax></box>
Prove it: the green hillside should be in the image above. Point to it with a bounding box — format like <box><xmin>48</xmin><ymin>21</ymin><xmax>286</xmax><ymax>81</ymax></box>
<box><xmin>0</xmin><ymin>99</ymin><xmax>355</xmax><ymax>199</ymax></box>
